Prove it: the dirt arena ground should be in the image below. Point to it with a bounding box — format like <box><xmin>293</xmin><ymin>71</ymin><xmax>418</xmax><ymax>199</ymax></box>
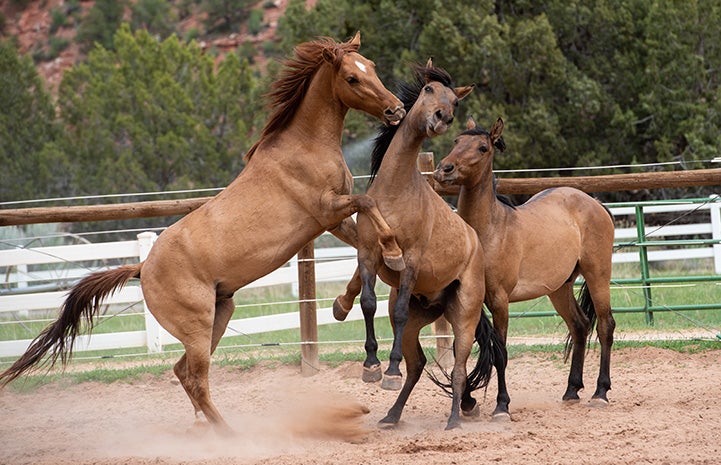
<box><xmin>1</xmin><ymin>345</ymin><xmax>720</xmax><ymax>465</ymax></box>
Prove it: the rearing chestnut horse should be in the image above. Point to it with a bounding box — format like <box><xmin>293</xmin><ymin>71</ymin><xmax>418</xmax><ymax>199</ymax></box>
<box><xmin>334</xmin><ymin>61</ymin><xmax>501</xmax><ymax>430</ymax></box>
<box><xmin>434</xmin><ymin>117</ymin><xmax>616</xmax><ymax>420</ymax></box>
<box><xmin>0</xmin><ymin>33</ymin><xmax>407</xmax><ymax>434</ymax></box>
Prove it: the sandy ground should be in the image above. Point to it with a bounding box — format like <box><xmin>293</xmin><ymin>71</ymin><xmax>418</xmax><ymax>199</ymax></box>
<box><xmin>1</xmin><ymin>345</ymin><xmax>720</xmax><ymax>465</ymax></box>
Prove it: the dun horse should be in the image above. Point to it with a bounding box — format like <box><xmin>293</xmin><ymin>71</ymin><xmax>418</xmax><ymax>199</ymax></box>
<box><xmin>433</xmin><ymin>117</ymin><xmax>616</xmax><ymax>420</ymax></box>
<box><xmin>333</xmin><ymin>61</ymin><xmax>502</xmax><ymax>430</ymax></box>
<box><xmin>0</xmin><ymin>33</ymin><xmax>408</xmax><ymax>434</ymax></box>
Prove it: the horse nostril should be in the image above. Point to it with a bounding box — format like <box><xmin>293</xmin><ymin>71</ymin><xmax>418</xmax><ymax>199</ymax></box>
<box><xmin>443</xmin><ymin>164</ymin><xmax>454</xmax><ymax>174</ymax></box>
<box><xmin>447</xmin><ymin>116</ymin><xmax>454</xmax><ymax>125</ymax></box>
<box><xmin>435</xmin><ymin>110</ymin><xmax>443</xmax><ymax>121</ymax></box>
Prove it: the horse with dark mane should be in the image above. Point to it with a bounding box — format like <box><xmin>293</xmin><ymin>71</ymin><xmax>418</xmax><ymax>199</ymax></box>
<box><xmin>334</xmin><ymin>60</ymin><xmax>503</xmax><ymax>430</ymax></box>
<box><xmin>434</xmin><ymin>117</ymin><xmax>616</xmax><ymax>420</ymax></box>
<box><xmin>0</xmin><ymin>33</ymin><xmax>407</xmax><ymax>434</ymax></box>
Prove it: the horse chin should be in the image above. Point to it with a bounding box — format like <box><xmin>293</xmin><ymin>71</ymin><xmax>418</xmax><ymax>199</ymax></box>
<box><xmin>434</xmin><ymin>175</ymin><xmax>458</xmax><ymax>186</ymax></box>
<box><xmin>427</xmin><ymin>121</ymin><xmax>449</xmax><ymax>137</ymax></box>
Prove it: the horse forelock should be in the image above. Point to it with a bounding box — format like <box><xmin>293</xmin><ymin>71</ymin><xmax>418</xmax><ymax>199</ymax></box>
<box><xmin>368</xmin><ymin>63</ymin><xmax>454</xmax><ymax>186</ymax></box>
<box><xmin>244</xmin><ymin>37</ymin><xmax>358</xmax><ymax>161</ymax></box>
<box><xmin>460</xmin><ymin>126</ymin><xmax>506</xmax><ymax>153</ymax></box>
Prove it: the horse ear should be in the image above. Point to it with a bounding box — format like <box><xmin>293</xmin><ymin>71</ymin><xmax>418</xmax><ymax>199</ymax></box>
<box><xmin>424</xmin><ymin>57</ymin><xmax>434</xmax><ymax>83</ymax></box>
<box><xmin>349</xmin><ymin>31</ymin><xmax>361</xmax><ymax>48</ymax></box>
<box><xmin>490</xmin><ymin>117</ymin><xmax>504</xmax><ymax>140</ymax></box>
<box><xmin>466</xmin><ymin>118</ymin><xmax>476</xmax><ymax>130</ymax></box>
<box><xmin>490</xmin><ymin>117</ymin><xmax>506</xmax><ymax>152</ymax></box>
<box><xmin>322</xmin><ymin>47</ymin><xmax>337</xmax><ymax>65</ymax></box>
<box><xmin>455</xmin><ymin>84</ymin><xmax>475</xmax><ymax>101</ymax></box>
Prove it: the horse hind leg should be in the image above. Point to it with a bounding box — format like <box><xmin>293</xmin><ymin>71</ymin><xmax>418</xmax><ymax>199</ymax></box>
<box><xmin>548</xmin><ymin>283</ymin><xmax>590</xmax><ymax>403</ymax></box>
<box><xmin>173</xmin><ymin>297</ymin><xmax>236</xmax><ymax>435</ymax></box>
<box><xmin>583</xmin><ymin>276</ymin><xmax>615</xmax><ymax>406</ymax></box>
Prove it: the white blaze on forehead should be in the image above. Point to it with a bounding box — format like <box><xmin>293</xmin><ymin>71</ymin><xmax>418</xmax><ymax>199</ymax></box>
<box><xmin>354</xmin><ymin>60</ymin><xmax>367</xmax><ymax>73</ymax></box>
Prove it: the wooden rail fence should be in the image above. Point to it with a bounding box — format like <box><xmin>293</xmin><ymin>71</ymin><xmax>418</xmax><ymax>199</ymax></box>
<box><xmin>1</xmin><ymin>163</ymin><xmax>720</xmax><ymax>372</ymax></box>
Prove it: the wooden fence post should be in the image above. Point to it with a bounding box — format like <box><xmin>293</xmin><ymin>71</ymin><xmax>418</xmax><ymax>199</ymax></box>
<box><xmin>298</xmin><ymin>241</ymin><xmax>320</xmax><ymax>376</ymax></box>
<box><xmin>417</xmin><ymin>152</ymin><xmax>454</xmax><ymax>369</ymax></box>
<box><xmin>710</xmin><ymin>194</ymin><xmax>721</xmax><ymax>274</ymax></box>
<box><xmin>137</xmin><ymin>231</ymin><xmax>162</xmax><ymax>353</ymax></box>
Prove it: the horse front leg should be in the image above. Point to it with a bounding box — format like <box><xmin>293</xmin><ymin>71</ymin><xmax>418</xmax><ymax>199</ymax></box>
<box><xmin>333</xmin><ymin>267</ymin><xmax>360</xmax><ymax>322</ymax></box>
<box><xmin>328</xmin><ymin>216</ymin><xmax>358</xmax><ymax>248</ymax></box>
<box><xmin>324</xmin><ymin>192</ymin><xmax>404</xmax><ymax>271</ymax></box>
<box><xmin>380</xmin><ymin>297</ymin><xmax>439</xmax><ymax>427</ymax></box>
<box><xmin>381</xmin><ymin>267</ymin><xmax>417</xmax><ymax>391</ymax></box>
<box><xmin>358</xmin><ymin>262</ymin><xmax>382</xmax><ymax>383</ymax></box>
<box><xmin>486</xmin><ymin>295</ymin><xmax>511</xmax><ymax>421</ymax></box>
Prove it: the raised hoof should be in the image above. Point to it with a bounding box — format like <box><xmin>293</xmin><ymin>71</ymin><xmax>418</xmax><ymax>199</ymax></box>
<box><xmin>461</xmin><ymin>404</ymin><xmax>481</xmax><ymax>418</ymax></box>
<box><xmin>380</xmin><ymin>374</ymin><xmax>403</xmax><ymax>391</ymax></box>
<box><xmin>332</xmin><ymin>297</ymin><xmax>351</xmax><ymax>322</ymax></box>
<box><xmin>362</xmin><ymin>364</ymin><xmax>382</xmax><ymax>383</ymax></box>
<box><xmin>491</xmin><ymin>412</ymin><xmax>511</xmax><ymax>423</ymax></box>
<box><xmin>588</xmin><ymin>397</ymin><xmax>609</xmax><ymax>408</ymax></box>
<box><xmin>382</xmin><ymin>253</ymin><xmax>405</xmax><ymax>271</ymax></box>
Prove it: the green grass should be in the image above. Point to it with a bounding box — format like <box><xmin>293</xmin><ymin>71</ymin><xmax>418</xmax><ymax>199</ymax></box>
<box><xmin>1</xmin><ymin>259</ymin><xmax>719</xmax><ymax>390</ymax></box>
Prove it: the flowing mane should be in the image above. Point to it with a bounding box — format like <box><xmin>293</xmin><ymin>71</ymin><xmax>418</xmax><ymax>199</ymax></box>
<box><xmin>368</xmin><ymin>64</ymin><xmax>454</xmax><ymax>186</ymax></box>
<box><xmin>244</xmin><ymin>37</ymin><xmax>360</xmax><ymax>161</ymax></box>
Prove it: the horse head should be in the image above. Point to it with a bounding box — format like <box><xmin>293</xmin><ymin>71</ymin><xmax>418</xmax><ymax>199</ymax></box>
<box><xmin>434</xmin><ymin>117</ymin><xmax>505</xmax><ymax>187</ymax></box>
<box><xmin>411</xmin><ymin>58</ymin><xmax>474</xmax><ymax>137</ymax></box>
<box><xmin>322</xmin><ymin>32</ymin><xmax>405</xmax><ymax>126</ymax></box>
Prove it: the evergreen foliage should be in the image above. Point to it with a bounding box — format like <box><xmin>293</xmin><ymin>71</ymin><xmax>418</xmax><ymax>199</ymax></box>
<box><xmin>2</xmin><ymin>0</ymin><xmax>720</xmax><ymax>205</ymax></box>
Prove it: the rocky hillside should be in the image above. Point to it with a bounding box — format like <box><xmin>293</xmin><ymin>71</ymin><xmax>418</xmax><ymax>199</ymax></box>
<box><xmin>0</xmin><ymin>0</ymin><xmax>297</xmax><ymax>93</ymax></box>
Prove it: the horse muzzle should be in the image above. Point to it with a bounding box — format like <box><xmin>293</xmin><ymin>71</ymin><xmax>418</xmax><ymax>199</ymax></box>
<box><xmin>385</xmin><ymin>106</ymin><xmax>406</xmax><ymax>126</ymax></box>
<box><xmin>433</xmin><ymin>163</ymin><xmax>458</xmax><ymax>185</ymax></box>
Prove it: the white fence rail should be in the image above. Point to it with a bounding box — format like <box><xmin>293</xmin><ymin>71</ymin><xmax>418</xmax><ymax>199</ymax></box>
<box><xmin>1</xmin><ymin>196</ymin><xmax>719</xmax><ymax>358</ymax></box>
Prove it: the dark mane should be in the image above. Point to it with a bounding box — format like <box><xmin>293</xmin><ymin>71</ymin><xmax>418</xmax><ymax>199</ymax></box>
<box><xmin>368</xmin><ymin>64</ymin><xmax>454</xmax><ymax>186</ymax></box>
<box><xmin>462</xmin><ymin>126</ymin><xmax>515</xmax><ymax>208</ymax></box>
<box><xmin>244</xmin><ymin>37</ymin><xmax>360</xmax><ymax>161</ymax></box>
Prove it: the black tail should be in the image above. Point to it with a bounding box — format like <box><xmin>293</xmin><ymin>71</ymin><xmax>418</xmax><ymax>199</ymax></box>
<box><xmin>0</xmin><ymin>263</ymin><xmax>142</xmax><ymax>386</ymax></box>
<box><xmin>429</xmin><ymin>309</ymin><xmax>505</xmax><ymax>396</ymax></box>
<box><xmin>563</xmin><ymin>282</ymin><xmax>597</xmax><ymax>361</ymax></box>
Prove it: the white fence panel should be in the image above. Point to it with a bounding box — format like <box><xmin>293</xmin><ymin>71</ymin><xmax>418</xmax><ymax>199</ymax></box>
<box><xmin>1</xmin><ymin>195</ymin><xmax>719</xmax><ymax>358</ymax></box>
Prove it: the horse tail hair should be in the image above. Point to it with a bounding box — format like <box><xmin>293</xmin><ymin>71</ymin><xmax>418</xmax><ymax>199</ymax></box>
<box><xmin>0</xmin><ymin>263</ymin><xmax>143</xmax><ymax>387</ymax></box>
<box><xmin>428</xmin><ymin>308</ymin><xmax>504</xmax><ymax>396</ymax></box>
<box><xmin>465</xmin><ymin>309</ymin><xmax>504</xmax><ymax>393</ymax></box>
<box><xmin>563</xmin><ymin>282</ymin><xmax>597</xmax><ymax>362</ymax></box>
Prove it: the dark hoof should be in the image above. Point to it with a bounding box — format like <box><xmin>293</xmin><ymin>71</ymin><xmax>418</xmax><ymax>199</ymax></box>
<box><xmin>380</xmin><ymin>374</ymin><xmax>402</xmax><ymax>391</ymax></box>
<box><xmin>461</xmin><ymin>403</ymin><xmax>481</xmax><ymax>418</ymax></box>
<box><xmin>332</xmin><ymin>297</ymin><xmax>351</xmax><ymax>322</ymax></box>
<box><xmin>382</xmin><ymin>253</ymin><xmax>405</xmax><ymax>271</ymax></box>
<box><xmin>588</xmin><ymin>397</ymin><xmax>609</xmax><ymax>408</ymax></box>
<box><xmin>445</xmin><ymin>419</ymin><xmax>462</xmax><ymax>430</ymax></box>
<box><xmin>362</xmin><ymin>364</ymin><xmax>382</xmax><ymax>383</ymax></box>
<box><xmin>378</xmin><ymin>417</ymin><xmax>399</xmax><ymax>429</ymax></box>
<box><xmin>491</xmin><ymin>412</ymin><xmax>511</xmax><ymax>423</ymax></box>
<box><xmin>562</xmin><ymin>398</ymin><xmax>581</xmax><ymax>405</ymax></box>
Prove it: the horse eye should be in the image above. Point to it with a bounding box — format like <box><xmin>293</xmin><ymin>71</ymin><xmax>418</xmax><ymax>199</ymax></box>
<box><xmin>479</xmin><ymin>146</ymin><xmax>488</xmax><ymax>153</ymax></box>
<box><xmin>424</xmin><ymin>85</ymin><xmax>433</xmax><ymax>93</ymax></box>
<box><xmin>347</xmin><ymin>76</ymin><xmax>359</xmax><ymax>84</ymax></box>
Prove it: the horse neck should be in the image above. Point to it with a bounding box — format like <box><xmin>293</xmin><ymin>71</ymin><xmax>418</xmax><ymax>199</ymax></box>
<box><xmin>456</xmin><ymin>168</ymin><xmax>508</xmax><ymax>237</ymax></box>
<box><xmin>372</xmin><ymin>118</ymin><xmax>427</xmax><ymax>190</ymax></box>
<box><xmin>284</xmin><ymin>65</ymin><xmax>348</xmax><ymax>155</ymax></box>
